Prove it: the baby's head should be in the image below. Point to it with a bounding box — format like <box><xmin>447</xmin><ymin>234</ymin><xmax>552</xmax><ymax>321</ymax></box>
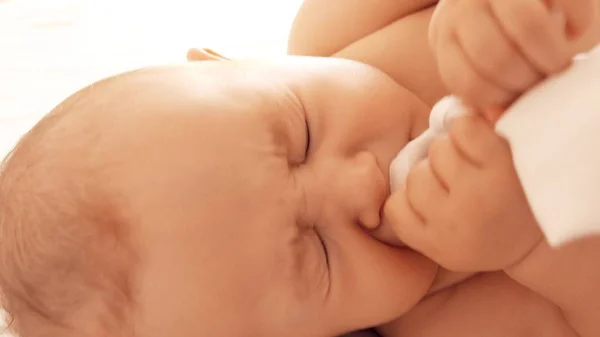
<box><xmin>0</xmin><ymin>58</ymin><xmax>436</xmax><ymax>337</ymax></box>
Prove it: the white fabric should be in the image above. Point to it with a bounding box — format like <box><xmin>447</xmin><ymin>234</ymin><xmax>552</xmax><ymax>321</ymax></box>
<box><xmin>389</xmin><ymin>47</ymin><xmax>600</xmax><ymax>247</ymax></box>
<box><xmin>389</xmin><ymin>96</ymin><xmax>471</xmax><ymax>191</ymax></box>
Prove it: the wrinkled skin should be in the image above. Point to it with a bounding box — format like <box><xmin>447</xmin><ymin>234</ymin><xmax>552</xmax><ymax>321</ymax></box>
<box><xmin>184</xmin><ymin>51</ymin><xmax>600</xmax><ymax>337</ymax></box>
<box><xmin>48</xmin><ymin>57</ymin><xmax>437</xmax><ymax>336</ymax></box>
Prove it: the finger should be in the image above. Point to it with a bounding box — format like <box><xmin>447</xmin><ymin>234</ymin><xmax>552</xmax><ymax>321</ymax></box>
<box><xmin>428</xmin><ymin>135</ymin><xmax>471</xmax><ymax>189</ymax></box>
<box><xmin>383</xmin><ymin>169</ymin><xmax>442</xmax><ymax>258</ymax></box>
<box><xmin>448</xmin><ymin>115</ymin><xmax>510</xmax><ymax>167</ymax></box>
<box><xmin>436</xmin><ymin>31</ymin><xmax>516</xmax><ymax>108</ymax></box>
<box><xmin>428</xmin><ymin>0</ymin><xmax>454</xmax><ymax>51</ymax></box>
<box><xmin>489</xmin><ymin>0</ymin><xmax>571</xmax><ymax>75</ymax></box>
<box><xmin>322</xmin><ymin>208</ymin><xmax>437</xmax><ymax>335</ymax></box>
<box><xmin>456</xmin><ymin>5</ymin><xmax>542</xmax><ymax>92</ymax></box>
<box><xmin>369</xmin><ymin>217</ymin><xmax>406</xmax><ymax>247</ymax></box>
<box><xmin>558</xmin><ymin>0</ymin><xmax>598</xmax><ymax>38</ymax></box>
<box><xmin>383</xmin><ymin>188</ymin><xmax>428</xmax><ymax>249</ymax></box>
<box><xmin>405</xmin><ymin>159</ymin><xmax>449</xmax><ymax>222</ymax></box>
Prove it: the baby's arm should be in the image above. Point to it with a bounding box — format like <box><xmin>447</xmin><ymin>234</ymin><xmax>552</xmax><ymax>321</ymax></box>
<box><xmin>288</xmin><ymin>0</ymin><xmax>437</xmax><ymax>56</ymax></box>
<box><xmin>506</xmin><ymin>237</ymin><xmax>600</xmax><ymax>336</ymax></box>
<box><xmin>288</xmin><ymin>0</ymin><xmax>445</xmax><ymax>107</ymax></box>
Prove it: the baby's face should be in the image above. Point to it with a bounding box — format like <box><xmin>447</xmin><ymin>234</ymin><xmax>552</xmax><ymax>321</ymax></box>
<box><xmin>104</xmin><ymin>58</ymin><xmax>436</xmax><ymax>336</ymax></box>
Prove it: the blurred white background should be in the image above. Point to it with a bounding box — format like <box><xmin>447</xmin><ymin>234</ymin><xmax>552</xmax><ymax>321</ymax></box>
<box><xmin>0</xmin><ymin>0</ymin><xmax>302</xmax><ymax>334</ymax></box>
<box><xmin>0</xmin><ymin>0</ymin><xmax>302</xmax><ymax>155</ymax></box>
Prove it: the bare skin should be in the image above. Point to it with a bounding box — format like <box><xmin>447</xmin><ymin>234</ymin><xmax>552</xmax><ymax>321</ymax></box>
<box><xmin>429</xmin><ymin>0</ymin><xmax>600</xmax><ymax>109</ymax></box>
<box><xmin>0</xmin><ymin>58</ymin><xmax>437</xmax><ymax>337</ymax></box>
<box><xmin>288</xmin><ymin>1</ymin><xmax>600</xmax><ymax>336</ymax></box>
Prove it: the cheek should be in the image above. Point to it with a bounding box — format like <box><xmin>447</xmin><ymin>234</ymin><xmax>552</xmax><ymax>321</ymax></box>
<box><xmin>354</xmin><ymin>114</ymin><xmax>416</xmax><ymax>169</ymax></box>
<box><xmin>367</xmin><ymin>129</ymin><xmax>411</xmax><ymax>177</ymax></box>
<box><xmin>264</xmin><ymin>227</ymin><xmax>332</xmax><ymax>335</ymax></box>
<box><xmin>135</xmin><ymin>238</ymin><xmax>265</xmax><ymax>336</ymax></box>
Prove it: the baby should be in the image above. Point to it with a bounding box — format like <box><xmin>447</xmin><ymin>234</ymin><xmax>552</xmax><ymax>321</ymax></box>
<box><xmin>3</xmin><ymin>2</ymin><xmax>599</xmax><ymax>337</ymax></box>
<box><xmin>286</xmin><ymin>0</ymin><xmax>600</xmax><ymax>335</ymax></box>
<box><xmin>4</xmin><ymin>57</ymin><xmax>598</xmax><ymax>337</ymax></box>
<box><xmin>0</xmin><ymin>58</ymin><xmax>438</xmax><ymax>337</ymax></box>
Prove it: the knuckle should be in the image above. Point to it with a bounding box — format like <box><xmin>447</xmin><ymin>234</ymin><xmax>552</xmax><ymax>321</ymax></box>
<box><xmin>508</xmin><ymin>2</ymin><xmax>546</xmax><ymax>37</ymax></box>
<box><xmin>485</xmin><ymin>51</ymin><xmax>523</xmax><ymax>89</ymax></box>
<box><xmin>463</xmin><ymin>34</ymin><xmax>509</xmax><ymax>78</ymax></box>
<box><xmin>572</xmin><ymin>10</ymin><xmax>594</xmax><ymax>35</ymax></box>
<box><xmin>481</xmin><ymin>51</ymin><xmax>508</xmax><ymax>78</ymax></box>
<box><xmin>462</xmin><ymin>31</ymin><xmax>532</xmax><ymax>92</ymax></box>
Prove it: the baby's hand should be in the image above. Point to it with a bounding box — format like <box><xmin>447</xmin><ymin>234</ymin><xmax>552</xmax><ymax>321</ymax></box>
<box><xmin>429</xmin><ymin>0</ymin><xmax>598</xmax><ymax>109</ymax></box>
<box><xmin>383</xmin><ymin>114</ymin><xmax>542</xmax><ymax>272</ymax></box>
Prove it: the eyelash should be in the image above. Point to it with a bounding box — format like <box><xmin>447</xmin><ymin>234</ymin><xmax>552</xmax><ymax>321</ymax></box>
<box><xmin>304</xmin><ymin>118</ymin><xmax>311</xmax><ymax>156</ymax></box>
<box><xmin>316</xmin><ymin>228</ymin><xmax>330</xmax><ymax>270</ymax></box>
<box><xmin>303</xmin><ymin>119</ymin><xmax>326</xmax><ymax>267</ymax></box>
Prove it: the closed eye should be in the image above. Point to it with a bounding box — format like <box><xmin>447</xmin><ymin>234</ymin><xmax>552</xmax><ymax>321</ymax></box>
<box><xmin>315</xmin><ymin>227</ymin><xmax>330</xmax><ymax>271</ymax></box>
<box><xmin>304</xmin><ymin>116</ymin><xmax>311</xmax><ymax>156</ymax></box>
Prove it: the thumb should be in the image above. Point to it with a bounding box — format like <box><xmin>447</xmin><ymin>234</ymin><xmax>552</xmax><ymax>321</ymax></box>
<box><xmin>382</xmin><ymin>188</ymin><xmax>439</xmax><ymax>264</ymax></box>
<box><xmin>319</xmin><ymin>222</ymin><xmax>437</xmax><ymax>335</ymax></box>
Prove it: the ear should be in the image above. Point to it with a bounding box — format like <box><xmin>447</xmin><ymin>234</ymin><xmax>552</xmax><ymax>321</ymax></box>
<box><xmin>186</xmin><ymin>48</ymin><xmax>230</xmax><ymax>62</ymax></box>
<box><xmin>319</xmin><ymin>223</ymin><xmax>438</xmax><ymax>335</ymax></box>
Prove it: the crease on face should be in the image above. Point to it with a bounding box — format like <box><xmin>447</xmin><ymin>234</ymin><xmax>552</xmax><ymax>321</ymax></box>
<box><xmin>1</xmin><ymin>58</ymin><xmax>437</xmax><ymax>337</ymax></box>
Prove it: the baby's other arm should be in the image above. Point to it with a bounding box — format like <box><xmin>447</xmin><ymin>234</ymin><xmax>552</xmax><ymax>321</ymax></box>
<box><xmin>288</xmin><ymin>0</ymin><xmax>438</xmax><ymax>56</ymax></box>
<box><xmin>288</xmin><ymin>0</ymin><xmax>445</xmax><ymax>107</ymax></box>
<box><xmin>506</xmin><ymin>237</ymin><xmax>600</xmax><ymax>336</ymax></box>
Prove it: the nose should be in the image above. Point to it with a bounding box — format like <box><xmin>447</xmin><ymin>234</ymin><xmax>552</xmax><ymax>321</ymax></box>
<box><xmin>335</xmin><ymin>151</ymin><xmax>388</xmax><ymax>229</ymax></box>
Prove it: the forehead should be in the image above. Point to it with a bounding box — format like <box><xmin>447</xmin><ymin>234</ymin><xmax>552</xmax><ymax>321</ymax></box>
<box><xmin>90</xmin><ymin>59</ymin><xmax>424</xmax><ymax>205</ymax></box>
<box><xmin>94</xmin><ymin>63</ymin><xmax>309</xmax><ymax>217</ymax></box>
<box><xmin>33</xmin><ymin>58</ymin><xmax>423</xmax><ymax>205</ymax></box>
